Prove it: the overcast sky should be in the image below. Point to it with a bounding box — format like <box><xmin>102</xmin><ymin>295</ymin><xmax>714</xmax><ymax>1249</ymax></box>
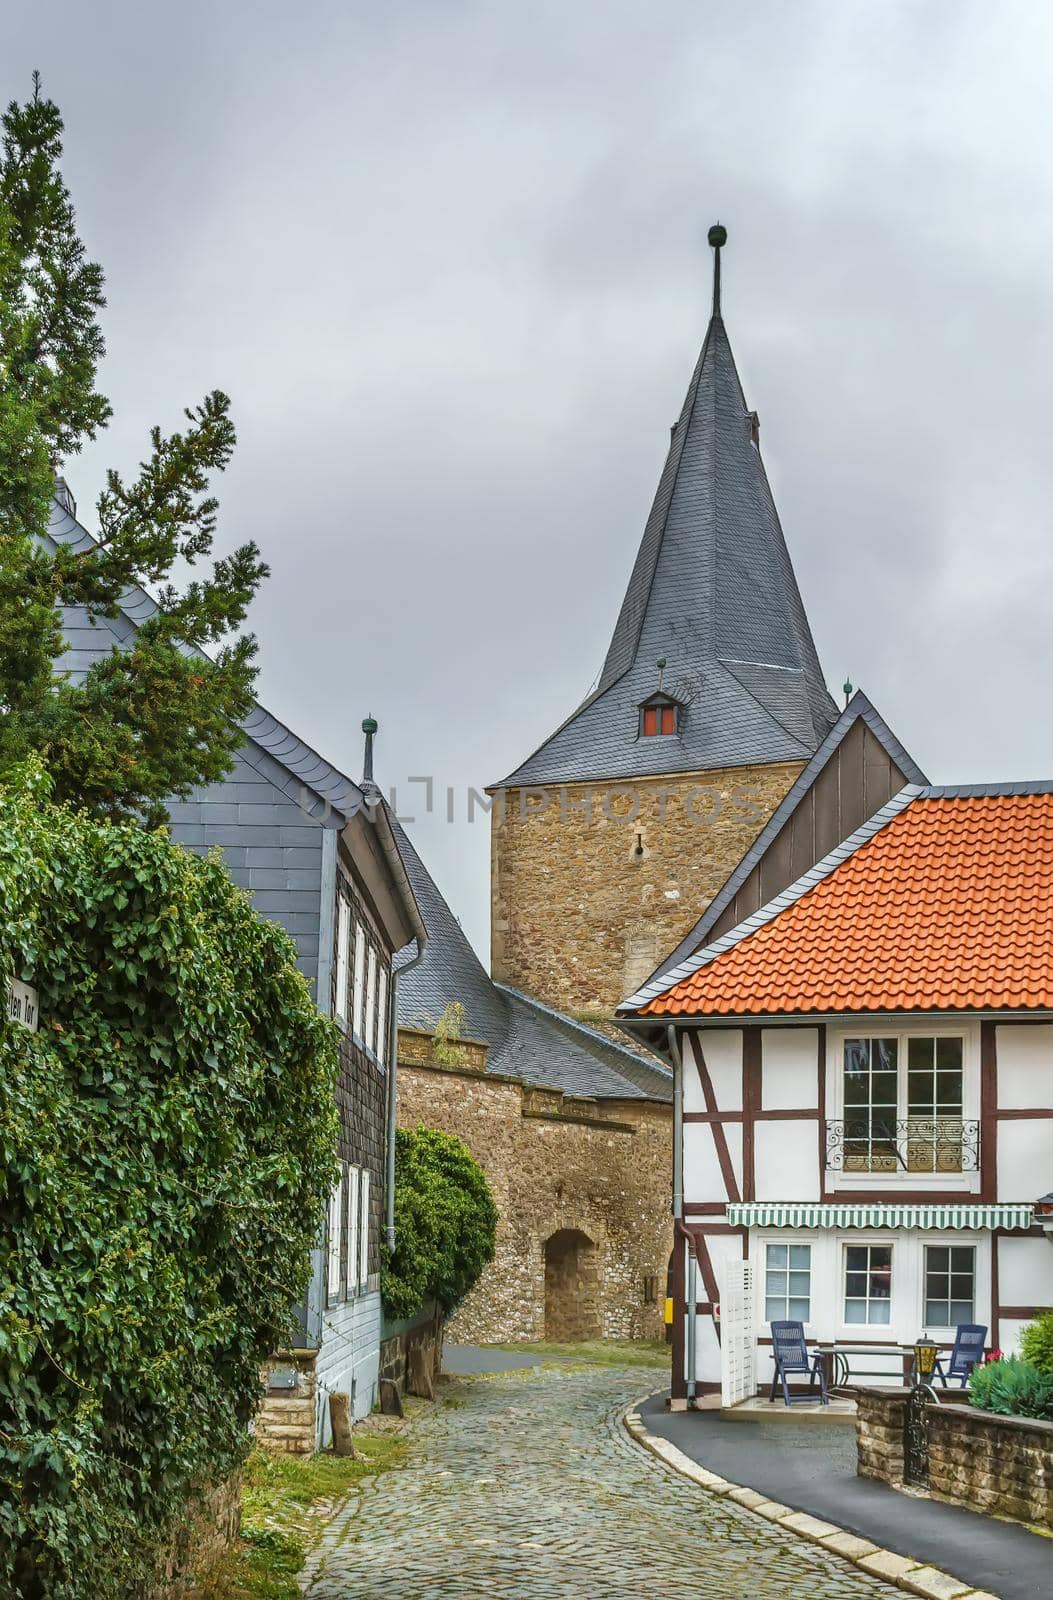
<box><xmin>5</xmin><ymin>2</ymin><xmax>1053</xmax><ymax>959</ymax></box>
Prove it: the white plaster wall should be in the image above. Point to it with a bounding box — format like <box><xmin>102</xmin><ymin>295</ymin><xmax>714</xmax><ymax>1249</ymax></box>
<box><xmin>754</xmin><ymin>1120</ymin><xmax>819</xmax><ymax>1201</ymax></box>
<box><xmin>689</xmin><ymin>1310</ymin><xmax>721</xmax><ymax>1385</ymax></box>
<box><xmin>690</xmin><ymin>1030</ymin><xmax>743</xmax><ymax>1111</ymax></box>
<box><xmin>1000</xmin><ymin>1319</ymin><xmax>1031</xmax><ymax>1358</ymax></box>
<box><xmin>995</xmin><ymin>1025</ymin><xmax>1053</xmax><ymax>1110</ymax></box>
<box><xmin>684</xmin><ymin>1123</ymin><xmax>727</xmax><ymax>1203</ymax></box>
<box><xmin>998</xmin><ymin>1236</ymin><xmax>1053</xmax><ymax>1307</ymax></box>
<box><xmin>681</xmin><ymin>1032</ymin><xmax>707</xmax><ymax>1113</ymax></box>
<box><xmin>314</xmin><ymin>1290</ymin><xmax>381</xmax><ymax>1443</ymax></box>
<box><xmin>997</xmin><ymin>1122</ymin><xmax>1053</xmax><ymax>1201</ymax></box>
<box><xmin>761</xmin><ymin>1029</ymin><xmax>819</xmax><ymax>1110</ymax></box>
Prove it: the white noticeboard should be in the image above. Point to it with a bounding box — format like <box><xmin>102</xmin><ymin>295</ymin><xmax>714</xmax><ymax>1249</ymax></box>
<box><xmin>7</xmin><ymin>978</ymin><xmax>39</xmax><ymax>1032</ymax></box>
<box><xmin>720</xmin><ymin>1259</ymin><xmax>756</xmax><ymax>1408</ymax></box>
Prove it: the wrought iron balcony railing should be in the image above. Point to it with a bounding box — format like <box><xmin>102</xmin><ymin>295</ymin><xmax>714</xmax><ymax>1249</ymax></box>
<box><xmin>825</xmin><ymin>1118</ymin><xmax>980</xmax><ymax>1174</ymax></box>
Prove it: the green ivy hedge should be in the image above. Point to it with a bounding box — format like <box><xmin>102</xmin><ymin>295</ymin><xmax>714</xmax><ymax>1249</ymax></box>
<box><xmin>381</xmin><ymin>1126</ymin><xmax>497</xmax><ymax>1323</ymax></box>
<box><xmin>0</xmin><ymin>768</ymin><xmax>338</xmax><ymax>1598</ymax></box>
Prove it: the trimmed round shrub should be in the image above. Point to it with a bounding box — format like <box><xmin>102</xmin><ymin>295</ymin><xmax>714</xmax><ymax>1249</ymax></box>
<box><xmin>0</xmin><ymin>768</ymin><xmax>338</xmax><ymax>1598</ymax></box>
<box><xmin>382</xmin><ymin>1126</ymin><xmax>497</xmax><ymax>1323</ymax></box>
<box><xmin>1020</xmin><ymin>1310</ymin><xmax>1053</xmax><ymax>1378</ymax></box>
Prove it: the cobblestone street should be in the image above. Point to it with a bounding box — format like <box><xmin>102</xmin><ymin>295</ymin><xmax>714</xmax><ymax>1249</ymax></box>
<box><xmin>302</xmin><ymin>1361</ymin><xmax>903</xmax><ymax>1599</ymax></box>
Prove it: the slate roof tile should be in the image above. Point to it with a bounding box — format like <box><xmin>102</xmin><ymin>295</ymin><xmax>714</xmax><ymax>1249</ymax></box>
<box><xmin>498</xmin><ymin>308</ymin><xmax>837</xmax><ymax>787</ymax></box>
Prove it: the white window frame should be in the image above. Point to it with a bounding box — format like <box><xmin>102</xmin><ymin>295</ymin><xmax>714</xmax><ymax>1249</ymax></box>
<box><xmin>923</xmin><ymin>1241</ymin><xmax>977</xmax><ymax>1331</ymax></box>
<box><xmin>841</xmin><ymin>1239</ymin><xmax>895</xmax><ymax>1328</ymax></box>
<box><xmin>827</xmin><ymin>1021</ymin><xmax>980</xmax><ymax>1193</ymax></box>
<box><xmin>335</xmin><ymin>899</ymin><xmax>351</xmax><ymax>1027</ymax></box>
<box><xmin>763</xmin><ymin>1240</ymin><xmax>812</xmax><ymax>1327</ymax></box>
<box><xmin>345</xmin><ymin>1164</ymin><xmax>360</xmax><ymax>1298</ymax></box>
<box><xmin>364</xmin><ymin>946</ymin><xmax>377</xmax><ymax>1057</ymax></box>
<box><xmin>358</xmin><ymin>1169</ymin><xmax>371</xmax><ymax>1290</ymax></box>
<box><xmin>352</xmin><ymin>922</ymin><xmax>366</xmax><ymax>1041</ymax></box>
<box><xmin>327</xmin><ymin>1173</ymin><xmax>344</xmax><ymax>1304</ymax></box>
<box><xmin>375</xmin><ymin>966</ymin><xmax>389</xmax><ymax>1064</ymax></box>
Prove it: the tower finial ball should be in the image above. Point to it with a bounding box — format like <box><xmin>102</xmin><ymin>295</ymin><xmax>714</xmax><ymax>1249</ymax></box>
<box><xmin>708</xmin><ymin>223</ymin><xmax>727</xmax><ymax>249</ymax></box>
<box><xmin>362</xmin><ymin>715</ymin><xmax>378</xmax><ymax>735</ymax></box>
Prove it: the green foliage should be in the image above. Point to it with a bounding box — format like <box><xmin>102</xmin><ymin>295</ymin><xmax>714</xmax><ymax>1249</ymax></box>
<box><xmin>0</xmin><ymin>78</ymin><xmax>267</xmax><ymax>823</ymax></box>
<box><xmin>0</xmin><ymin>768</ymin><xmax>338</xmax><ymax>1598</ymax></box>
<box><xmin>1020</xmin><ymin>1311</ymin><xmax>1053</xmax><ymax>1377</ymax></box>
<box><xmin>430</xmin><ymin>1001</ymin><xmax>466</xmax><ymax>1066</ymax></box>
<box><xmin>193</xmin><ymin>1439</ymin><xmax>407</xmax><ymax>1600</ymax></box>
<box><xmin>968</xmin><ymin>1355</ymin><xmax>1053</xmax><ymax>1421</ymax></box>
<box><xmin>381</xmin><ymin>1126</ymin><xmax>497</xmax><ymax>1323</ymax></box>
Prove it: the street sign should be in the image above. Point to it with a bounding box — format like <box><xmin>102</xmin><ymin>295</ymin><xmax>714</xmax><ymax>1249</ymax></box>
<box><xmin>7</xmin><ymin>979</ymin><xmax>39</xmax><ymax>1032</ymax></box>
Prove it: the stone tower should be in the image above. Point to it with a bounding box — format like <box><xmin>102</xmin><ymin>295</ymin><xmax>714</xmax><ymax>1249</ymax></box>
<box><xmin>490</xmin><ymin>228</ymin><xmax>838</xmax><ymax>1017</ymax></box>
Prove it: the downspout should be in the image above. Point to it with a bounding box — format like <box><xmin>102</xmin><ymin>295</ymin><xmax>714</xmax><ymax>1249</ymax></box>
<box><xmin>385</xmin><ymin>943</ymin><xmax>423</xmax><ymax>1251</ymax></box>
<box><xmin>667</xmin><ymin>1024</ymin><xmax>696</xmax><ymax>1406</ymax></box>
<box><xmin>363</xmin><ymin>792</ymin><xmax>428</xmax><ymax>1256</ymax></box>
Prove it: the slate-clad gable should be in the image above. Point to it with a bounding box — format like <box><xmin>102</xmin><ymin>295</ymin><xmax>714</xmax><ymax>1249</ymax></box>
<box><xmin>499</xmin><ymin>300</ymin><xmax>837</xmax><ymax>788</ymax></box>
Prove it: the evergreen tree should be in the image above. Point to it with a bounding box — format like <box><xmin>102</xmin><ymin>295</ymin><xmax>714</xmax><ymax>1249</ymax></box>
<box><xmin>0</xmin><ymin>74</ymin><xmax>267</xmax><ymax>822</ymax></box>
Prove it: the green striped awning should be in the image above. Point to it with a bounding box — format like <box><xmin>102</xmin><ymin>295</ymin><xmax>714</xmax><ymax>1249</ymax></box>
<box><xmin>725</xmin><ymin>1202</ymin><xmax>1034</xmax><ymax>1231</ymax></box>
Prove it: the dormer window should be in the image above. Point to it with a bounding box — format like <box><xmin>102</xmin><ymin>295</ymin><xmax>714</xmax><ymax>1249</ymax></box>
<box><xmin>639</xmin><ymin>693</ymin><xmax>680</xmax><ymax>738</ymax></box>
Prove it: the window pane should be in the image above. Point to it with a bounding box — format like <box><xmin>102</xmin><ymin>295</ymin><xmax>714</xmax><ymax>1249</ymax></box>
<box><xmin>766</xmin><ymin>1272</ymin><xmax>787</xmax><ymax>1295</ymax></box>
<box><xmin>872</xmin><ymin>1072</ymin><xmax>898</xmax><ymax>1104</ymax></box>
<box><xmin>949</xmin><ymin>1300</ymin><xmax>974</xmax><ymax>1324</ymax></box>
<box><xmin>873</xmin><ymin>1039</ymin><xmax>898</xmax><ymax>1072</ymax></box>
<box><xmin>936</xmin><ymin>1037</ymin><xmax>963</xmax><ymax>1071</ymax></box>
<box><xmin>767</xmin><ymin>1244</ymin><xmax>788</xmax><ymax>1269</ymax></box>
<box><xmin>927</xmin><ymin>1247</ymin><xmax>950</xmax><ymax>1275</ymax></box>
<box><xmin>908</xmin><ymin>1037</ymin><xmax>934</xmax><ymax>1071</ymax></box>
<box><xmin>925</xmin><ymin>1299</ymin><xmax>948</xmax><ymax>1325</ymax></box>
<box><xmin>845</xmin><ymin>1301</ymin><xmax>867</xmax><ymax>1323</ymax></box>
<box><xmin>845</xmin><ymin>1273</ymin><xmax>868</xmax><ymax>1297</ymax></box>
<box><xmin>765</xmin><ymin>1297</ymin><xmax>784</xmax><ymax>1322</ymax></box>
<box><xmin>788</xmin><ymin>1271</ymin><xmax>810</xmax><ymax>1296</ymax></box>
<box><xmin>936</xmin><ymin>1072</ymin><xmax>963</xmax><ymax>1106</ymax></box>
<box><xmin>789</xmin><ymin>1245</ymin><xmax>810</xmax><ymax>1269</ymax></box>
<box><xmin>844</xmin><ymin>1039</ymin><xmax>870</xmax><ymax>1076</ymax></box>
<box><xmin>788</xmin><ymin>1298</ymin><xmax>810</xmax><ymax>1321</ymax></box>
<box><xmin>950</xmin><ymin>1275</ymin><xmax>973</xmax><ymax>1299</ymax></box>
<box><xmin>950</xmin><ymin>1247</ymin><xmax>973</xmax><ymax>1273</ymax></box>
<box><xmin>870</xmin><ymin>1299</ymin><xmax>891</xmax><ymax>1325</ymax></box>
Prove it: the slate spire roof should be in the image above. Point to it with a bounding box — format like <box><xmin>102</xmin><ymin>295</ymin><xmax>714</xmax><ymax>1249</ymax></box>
<box><xmin>499</xmin><ymin>230</ymin><xmax>838</xmax><ymax>787</ymax></box>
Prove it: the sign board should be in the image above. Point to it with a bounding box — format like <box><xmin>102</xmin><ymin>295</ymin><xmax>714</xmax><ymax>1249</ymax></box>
<box><xmin>7</xmin><ymin>978</ymin><xmax>39</xmax><ymax>1032</ymax></box>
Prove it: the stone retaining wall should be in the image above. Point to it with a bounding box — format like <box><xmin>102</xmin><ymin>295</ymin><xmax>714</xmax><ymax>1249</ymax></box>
<box><xmin>150</xmin><ymin>1471</ymin><xmax>242</xmax><ymax>1598</ymax></box>
<box><xmin>379</xmin><ymin>1306</ymin><xmax>443</xmax><ymax>1401</ymax></box>
<box><xmin>856</xmin><ymin>1385</ymin><xmax>1053</xmax><ymax>1529</ymax></box>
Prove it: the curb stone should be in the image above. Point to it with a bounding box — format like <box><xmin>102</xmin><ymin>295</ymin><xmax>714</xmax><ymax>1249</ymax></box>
<box><xmin>621</xmin><ymin>1396</ymin><xmax>1001</xmax><ymax>1600</ymax></box>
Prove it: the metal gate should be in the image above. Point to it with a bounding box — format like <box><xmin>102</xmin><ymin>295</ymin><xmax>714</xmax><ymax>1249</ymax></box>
<box><xmin>904</xmin><ymin>1384</ymin><xmax>937</xmax><ymax>1485</ymax></box>
<box><xmin>720</xmin><ymin>1260</ymin><xmax>756</xmax><ymax>1407</ymax></box>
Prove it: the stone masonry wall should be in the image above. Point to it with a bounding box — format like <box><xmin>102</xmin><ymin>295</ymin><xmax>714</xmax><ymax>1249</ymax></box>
<box><xmin>149</xmin><ymin>1471</ymin><xmax>243</xmax><ymax>1598</ymax></box>
<box><xmin>396</xmin><ymin>1052</ymin><xmax>672</xmax><ymax>1343</ymax></box>
<box><xmin>489</xmin><ymin>761</ymin><xmax>804</xmax><ymax>1014</ymax></box>
<box><xmin>256</xmin><ymin>1350</ymin><xmax>318</xmax><ymax>1456</ymax></box>
<box><xmin>857</xmin><ymin>1387</ymin><xmax>1053</xmax><ymax>1530</ymax></box>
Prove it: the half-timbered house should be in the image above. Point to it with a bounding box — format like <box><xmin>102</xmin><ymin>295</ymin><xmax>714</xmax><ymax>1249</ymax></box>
<box><xmin>620</xmin><ymin>772</ymin><xmax>1053</xmax><ymax>1405</ymax></box>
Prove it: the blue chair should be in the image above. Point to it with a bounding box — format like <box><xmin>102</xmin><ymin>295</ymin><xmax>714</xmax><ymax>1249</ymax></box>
<box><xmin>933</xmin><ymin>1324</ymin><xmax>987</xmax><ymax>1387</ymax></box>
<box><xmin>770</xmin><ymin>1320</ymin><xmax>828</xmax><ymax>1406</ymax></box>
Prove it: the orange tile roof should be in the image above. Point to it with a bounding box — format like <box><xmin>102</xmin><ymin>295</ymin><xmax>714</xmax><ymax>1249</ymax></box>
<box><xmin>640</xmin><ymin>793</ymin><xmax>1053</xmax><ymax>1017</ymax></box>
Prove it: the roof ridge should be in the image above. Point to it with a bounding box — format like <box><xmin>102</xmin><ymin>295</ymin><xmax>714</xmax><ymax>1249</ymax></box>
<box><xmin>620</xmin><ymin>782</ymin><xmax>924</xmax><ymax>1012</ymax></box>
<box><xmin>496</xmin><ymin>983</ymin><xmax>671</xmax><ymax>1079</ymax></box>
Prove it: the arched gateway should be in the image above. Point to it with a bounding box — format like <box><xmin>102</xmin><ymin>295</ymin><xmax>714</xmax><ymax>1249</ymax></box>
<box><xmin>543</xmin><ymin>1229</ymin><xmax>600</xmax><ymax>1342</ymax></box>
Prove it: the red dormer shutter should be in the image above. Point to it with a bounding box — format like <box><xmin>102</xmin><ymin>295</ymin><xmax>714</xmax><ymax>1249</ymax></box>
<box><xmin>643</xmin><ymin>706</ymin><xmax>658</xmax><ymax>736</ymax></box>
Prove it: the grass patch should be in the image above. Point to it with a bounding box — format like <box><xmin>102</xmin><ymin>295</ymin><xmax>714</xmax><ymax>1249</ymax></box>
<box><xmin>190</xmin><ymin>1433</ymin><xmax>408</xmax><ymax>1600</ymax></box>
<box><xmin>491</xmin><ymin>1339</ymin><xmax>669</xmax><ymax>1368</ymax></box>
